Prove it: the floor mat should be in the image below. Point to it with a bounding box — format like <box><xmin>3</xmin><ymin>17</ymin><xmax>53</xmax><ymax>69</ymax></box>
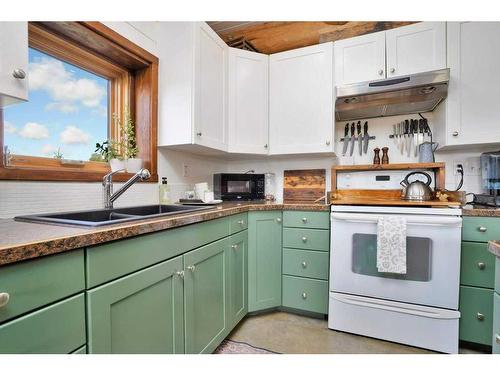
<box><xmin>214</xmin><ymin>339</ymin><xmax>279</xmax><ymax>354</ymax></box>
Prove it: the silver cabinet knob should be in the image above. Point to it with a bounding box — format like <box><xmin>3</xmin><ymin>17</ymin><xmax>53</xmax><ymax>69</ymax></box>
<box><xmin>276</xmin><ymin>218</ymin><xmax>282</xmax><ymax>223</ymax></box>
<box><xmin>378</xmin><ymin>69</ymin><xmax>384</xmax><ymax>76</ymax></box>
<box><xmin>452</xmin><ymin>131</ymin><xmax>459</xmax><ymax>137</ymax></box>
<box><xmin>496</xmin><ymin>334</ymin><xmax>500</xmax><ymax>344</ymax></box>
<box><xmin>196</xmin><ymin>132</ymin><xmax>202</xmax><ymax>136</ymax></box>
<box><xmin>187</xmin><ymin>265</ymin><xmax>196</xmax><ymax>272</ymax></box>
<box><xmin>301</xmin><ymin>292</ymin><xmax>307</xmax><ymax>299</ymax></box>
<box><xmin>478</xmin><ymin>226</ymin><xmax>487</xmax><ymax>232</ymax></box>
<box><xmin>237</xmin><ymin>220</ymin><xmax>245</xmax><ymax>225</ymax></box>
<box><xmin>264</xmin><ymin>144</ymin><xmax>268</xmax><ymax>149</ymax></box>
<box><xmin>476</xmin><ymin>312</ymin><xmax>485</xmax><ymax>321</ymax></box>
<box><xmin>231</xmin><ymin>244</ymin><xmax>238</xmax><ymax>250</ymax></box>
<box><xmin>0</xmin><ymin>292</ymin><xmax>10</xmax><ymax>308</ymax></box>
<box><xmin>477</xmin><ymin>262</ymin><xmax>486</xmax><ymax>270</ymax></box>
<box><xmin>301</xmin><ymin>261</ymin><xmax>307</xmax><ymax>269</ymax></box>
<box><xmin>390</xmin><ymin>67</ymin><xmax>396</xmax><ymax>73</ymax></box>
<box><xmin>302</xmin><ymin>217</ymin><xmax>308</xmax><ymax>223</ymax></box>
<box><xmin>301</xmin><ymin>236</ymin><xmax>307</xmax><ymax>242</ymax></box>
<box><xmin>175</xmin><ymin>270</ymin><xmax>185</xmax><ymax>278</ymax></box>
<box><xmin>326</xmin><ymin>140</ymin><xmax>331</xmax><ymax>146</ymax></box>
<box><xmin>12</xmin><ymin>69</ymin><xmax>26</xmax><ymax>79</ymax></box>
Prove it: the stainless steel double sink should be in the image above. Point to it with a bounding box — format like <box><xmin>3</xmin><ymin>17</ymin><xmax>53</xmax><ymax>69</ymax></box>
<box><xmin>14</xmin><ymin>205</ymin><xmax>212</xmax><ymax>228</ymax></box>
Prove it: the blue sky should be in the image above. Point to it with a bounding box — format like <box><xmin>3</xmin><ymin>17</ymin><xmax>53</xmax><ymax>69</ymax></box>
<box><xmin>3</xmin><ymin>48</ymin><xmax>109</xmax><ymax>161</ymax></box>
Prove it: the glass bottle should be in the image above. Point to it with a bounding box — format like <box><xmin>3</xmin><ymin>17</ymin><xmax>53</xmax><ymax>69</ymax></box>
<box><xmin>264</xmin><ymin>172</ymin><xmax>276</xmax><ymax>201</ymax></box>
<box><xmin>159</xmin><ymin>177</ymin><xmax>171</xmax><ymax>204</ymax></box>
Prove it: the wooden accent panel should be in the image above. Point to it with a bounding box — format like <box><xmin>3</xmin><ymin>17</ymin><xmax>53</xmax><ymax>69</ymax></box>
<box><xmin>284</xmin><ymin>169</ymin><xmax>326</xmax><ymax>202</ymax></box>
<box><xmin>212</xmin><ymin>21</ymin><xmax>416</xmax><ymax>54</ymax></box>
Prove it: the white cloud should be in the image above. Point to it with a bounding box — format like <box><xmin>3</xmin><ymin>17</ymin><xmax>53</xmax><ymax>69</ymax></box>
<box><xmin>41</xmin><ymin>144</ymin><xmax>57</xmax><ymax>155</ymax></box>
<box><xmin>60</xmin><ymin>125</ymin><xmax>90</xmax><ymax>145</ymax></box>
<box><xmin>46</xmin><ymin>102</ymin><xmax>78</xmax><ymax>114</ymax></box>
<box><xmin>4</xmin><ymin>121</ymin><xmax>17</xmax><ymax>134</ymax></box>
<box><xmin>19</xmin><ymin>122</ymin><xmax>49</xmax><ymax>139</ymax></box>
<box><xmin>29</xmin><ymin>57</ymin><xmax>106</xmax><ymax>112</ymax></box>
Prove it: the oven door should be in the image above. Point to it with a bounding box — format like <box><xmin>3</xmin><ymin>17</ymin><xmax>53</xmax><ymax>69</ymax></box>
<box><xmin>330</xmin><ymin>211</ymin><xmax>462</xmax><ymax>309</ymax></box>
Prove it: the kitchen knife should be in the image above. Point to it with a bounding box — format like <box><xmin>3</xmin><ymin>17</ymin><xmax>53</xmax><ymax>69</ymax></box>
<box><xmin>407</xmin><ymin>119</ymin><xmax>413</xmax><ymax>157</ymax></box>
<box><xmin>418</xmin><ymin>119</ymin><xmax>424</xmax><ymax>154</ymax></box>
<box><xmin>357</xmin><ymin>121</ymin><xmax>363</xmax><ymax>156</ymax></box>
<box><xmin>363</xmin><ymin>121</ymin><xmax>370</xmax><ymax>154</ymax></box>
<box><xmin>414</xmin><ymin>120</ymin><xmax>419</xmax><ymax>157</ymax></box>
<box><xmin>399</xmin><ymin>121</ymin><xmax>405</xmax><ymax>154</ymax></box>
<box><xmin>349</xmin><ymin>122</ymin><xmax>356</xmax><ymax>156</ymax></box>
<box><xmin>405</xmin><ymin>119</ymin><xmax>410</xmax><ymax>155</ymax></box>
<box><xmin>342</xmin><ymin>123</ymin><xmax>350</xmax><ymax>155</ymax></box>
<box><xmin>393</xmin><ymin>124</ymin><xmax>397</xmax><ymax>146</ymax></box>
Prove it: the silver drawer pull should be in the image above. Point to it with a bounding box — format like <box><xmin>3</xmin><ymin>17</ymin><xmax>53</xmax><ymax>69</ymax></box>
<box><xmin>231</xmin><ymin>244</ymin><xmax>238</xmax><ymax>249</ymax></box>
<box><xmin>301</xmin><ymin>292</ymin><xmax>307</xmax><ymax>299</ymax></box>
<box><xmin>301</xmin><ymin>261</ymin><xmax>307</xmax><ymax>269</ymax></box>
<box><xmin>175</xmin><ymin>270</ymin><xmax>185</xmax><ymax>278</ymax></box>
<box><xmin>302</xmin><ymin>217</ymin><xmax>308</xmax><ymax>223</ymax></box>
<box><xmin>301</xmin><ymin>236</ymin><xmax>307</xmax><ymax>242</ymax></box>
<box><xmin>496</xmin><ymin>334</ymin><xmax>500</xmax><ymax>344</ymax></box>
<box><xmin>187</xmin><ymin>265</ymin><xmax>196</xmax><ymax>272</ymax></box>
<box><xmin>12</xmin><ymin>69</ymin><xmax>26</xmax><ymax>79</ymax></box>
<box><xmin>476</xmin><ymin>312</ymin><xmax>485</xmax><ymax>321</ymax></box>
<box><xmin>0</xmin><ymin>292</ymin><xmax>10</xmax><ymax>308</ymax></box>
<box><xmin>276</xmin><ymin>218</ymin><xmax>282</xmax><ymax>223</ymax></box>
<box><xmin>478</xmin><ymin>226</ymin><xmax>487</xmax><ymax>232</ymax></box>
<box><xmin>477</xmin><ymin>262</ymin><xmax>486</xmax><ymax>270</ymax></box>
<box><xmin>237</xmin><ymin>220</ymin><xmax>245</xmax><ymax>225</ymax></box>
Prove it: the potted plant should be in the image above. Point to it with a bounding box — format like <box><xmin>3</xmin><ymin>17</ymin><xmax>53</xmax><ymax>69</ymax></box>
<box><xmin>95</xmin><ymin>140</ymin><xmax>124</xmax><ymax>172</ymax></box>
<box><xmin>114</xmin><ymin>111</ymin><xmax>141</xmax><ymax>173</ymax></box>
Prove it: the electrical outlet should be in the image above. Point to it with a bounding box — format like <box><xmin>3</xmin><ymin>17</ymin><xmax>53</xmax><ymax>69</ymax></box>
<box><xmin>453</xmin><ymin>160</ymin><xmax>465</xmax><ymax>176</ymax></box>
<box><xmin>182</xmin><ymin>163</ymin><xmax>189</xmax><ymax>177</ymax></box>
<box><xmin>464</xmin><ymin>157</ymin><xmax>481</xmax><ymax>176</ymax></box>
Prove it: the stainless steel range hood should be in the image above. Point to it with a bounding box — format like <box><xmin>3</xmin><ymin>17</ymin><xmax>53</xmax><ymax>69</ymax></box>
<box><xmin>335</xmin><ymin>68</ymin><xmax>450</xmax><ymax>121</ymax></box>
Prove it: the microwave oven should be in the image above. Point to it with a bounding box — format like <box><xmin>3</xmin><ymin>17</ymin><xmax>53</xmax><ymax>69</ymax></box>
<box><xmin>213</xmin><ymin>173</ymin><xmax>265</xmax><ymax>201</ymax></box>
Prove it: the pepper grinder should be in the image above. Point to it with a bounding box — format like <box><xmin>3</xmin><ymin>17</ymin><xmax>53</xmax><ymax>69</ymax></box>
<box><xmin>381</xmin><ymin>147</ymin><xmax>389</xmax><ymax>164</ymax></box>
<box><xmin>373</xmin><ymin>147</ymin><xmax>381</xmax><ymax>165</ymax></box>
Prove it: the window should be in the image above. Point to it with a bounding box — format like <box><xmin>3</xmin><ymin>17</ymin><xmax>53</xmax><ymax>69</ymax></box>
<box><xmin>0</xmin><ymin>22</ymin><xmax>158</xmax><ymax>182</ymax></box>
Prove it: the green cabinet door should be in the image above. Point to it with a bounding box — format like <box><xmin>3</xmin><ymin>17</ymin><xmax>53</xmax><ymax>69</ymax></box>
<box><xmin>459</xmin><ymin>285</ymin><xmax>494</xmax><ymax>346</ymax></box>
<box><xmin>248</xmin><ymin>211</ymin><xmax>283</xmax><ymax>312</ymax></box>
<box><xmin>460</xmin><ymin>242</ymin><xmax>496</xmax><ymax>289</ymax></box>
<box><xmin>228</xmin><ymin>230</ymin><xmax>248</xmax><ymax>329</ymax></box>
<box><xmin>493</xmin><ymin>292</ymin><xmax>500</xmax><ymax>354</ymax></box>
<box><xmin>87</xmin><ymin>256</ymin><xmax>185</xmax><ymax>354</ymax></box>
<box><xmin>184</xmin><ymin>238</ymin><xmax>230</xmax><ymax>354</ymax></box>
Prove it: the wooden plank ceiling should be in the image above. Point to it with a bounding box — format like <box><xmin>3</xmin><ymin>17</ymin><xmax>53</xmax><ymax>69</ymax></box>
<box><xmin>207</xmin><ymin>21</ymin><xmax>416</xmax><ymax>54</ymax></box>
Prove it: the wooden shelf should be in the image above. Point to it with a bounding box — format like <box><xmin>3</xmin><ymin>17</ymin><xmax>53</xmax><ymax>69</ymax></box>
<box><xmin>332</xmin><ymin>162</ymin><xmax>445</xmax><ymax>172</ymax></box>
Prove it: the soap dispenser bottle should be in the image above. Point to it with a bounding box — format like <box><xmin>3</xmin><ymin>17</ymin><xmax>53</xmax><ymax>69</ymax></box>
<box><xmin>159</xmin><ymin>177</ymin><xmax>171</xmax><ymax>204</ymax></box>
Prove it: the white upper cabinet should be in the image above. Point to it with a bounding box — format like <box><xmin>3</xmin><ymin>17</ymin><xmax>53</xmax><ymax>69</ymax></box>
<box><xmin>385</xmin><ymin>22</ymin><xmax>446</xmax><ymax>77</ymax></box>
<box><xmin>0</xmin><ymin>22</ymin><xmax>28</xmax><ymax>107</ymax></box>
<box><xmin>227</xmin><ymin>48</ymin><xmax>269</xmax><ymax>154</ymax></box>
<box><xmin>158</xmin><ymin>22</ymin><xmax>227</xmax><ymax>152</ymax></box>
<box><xmin>434</xmin><ymin>22</ymin><xmax>500</xmax><ymax>148</ymax></box>
<box><xmin>334</xmin><ymin>31</ymin><xmax>386</xmax><ymax>86</ymax></box>
<box><xmin>269</xmin><ymin>42</ymin><xmax>334</xmax><ymax>155</ymax></box>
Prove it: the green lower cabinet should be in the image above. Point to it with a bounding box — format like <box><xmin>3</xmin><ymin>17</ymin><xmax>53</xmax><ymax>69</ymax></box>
<box><xmin>184</xmin><ymin>238</ymin><xmax>230</xmax><ymax>354</ymax></box>
<box><xmin>228</xmin><ymin>231</ymin><xmax>248</xmax><ymax>328</ymax></box>
<box><xmin>87</xmin><ymin>256</ymin><xmax>185</xmax><ymax>354</ymax></box>
<box><xmin>0</xmin><ymin>294</ymin><xmax>86</xmax><ymax>354</ymax></box>
<box><xmin>460</xmin><ymin>242</ymin><xmax>496</xmax><ymax>289</ymax></box>
<box><xmin>248</xmin><ymin>212</ymin><xmax>283</xmax><ymax>312</ymax></box>
<box><xmin>493</xmin><ymin>292</ymin><xmax>500</xmax><ymax>353</ymax></box>
<box><xmin>71</xmin><ymin>345</ymin><xmax>87</xmax><ymax>354</ymax></box>
<box><xmin>282</xmin><ymin>275</ymin><xmax>328</xmax><ymax>314</ymax></box>
<box><xmin>459</xmin><ymin>285</ymin><xmax>494</xmax><ymax>346</ymax></box>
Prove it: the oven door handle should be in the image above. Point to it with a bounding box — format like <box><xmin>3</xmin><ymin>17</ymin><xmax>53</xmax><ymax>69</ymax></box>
<box><xmin>331</xmin><ymin>213</ymin><xmax>462</xmax><ymax>227</ymax></box>
<box><xmin>332</xmin><ymin>293</ymin><xmax>461</xmax><ymax>320</ymax></box>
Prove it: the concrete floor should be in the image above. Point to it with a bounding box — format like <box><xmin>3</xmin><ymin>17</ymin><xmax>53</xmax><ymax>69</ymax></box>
<box><xmin>226</xmin><ymin>311</ymin><xmax>483</xmax><ymax>354</ymax></box>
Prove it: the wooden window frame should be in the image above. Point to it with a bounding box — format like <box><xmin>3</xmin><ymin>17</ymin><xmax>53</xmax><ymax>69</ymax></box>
<box><xmin>0</xmin><ymin>22</ymin><xmax>158</xmax><ymax>183</ymax></box>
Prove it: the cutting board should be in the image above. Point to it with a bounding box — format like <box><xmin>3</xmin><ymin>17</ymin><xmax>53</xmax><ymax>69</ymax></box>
<box><xmin>283</xmin><ymin>169</ymin><xmax>326</xmax><ymax>202</ymax></box>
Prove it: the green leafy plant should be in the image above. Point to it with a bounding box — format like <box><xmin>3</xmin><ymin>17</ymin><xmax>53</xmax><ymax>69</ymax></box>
<box><xmin>113</xmin><ymin>110</ymin><xmax>139</xmax><ymax>159</ymax></box>
<box><xmin>94</xmin><ymin>140</ymin><xmax>121</xmax><ymax>162</ymax></box>
<box><xmin>53</xmin><ymin>147</ymin><xmax>63</xmax><ymax>160</ymax></box>
<box><xmin>88</xmin><ymin>152</ymin><xmax>105</xmax><ymax>162</ymax></box>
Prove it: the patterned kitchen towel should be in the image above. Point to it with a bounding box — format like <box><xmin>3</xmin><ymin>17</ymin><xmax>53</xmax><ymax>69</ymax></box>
<box><xmin>376</xmin><ymin>216</ymin><xmax>407</xmax><ymax>274</ymax></box>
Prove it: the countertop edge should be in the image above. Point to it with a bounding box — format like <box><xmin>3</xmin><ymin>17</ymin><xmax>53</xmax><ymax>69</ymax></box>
<box><xmin>488</xmin><ymin>240</ymin><xmax>500</xmax><ymax>258</ymax></box>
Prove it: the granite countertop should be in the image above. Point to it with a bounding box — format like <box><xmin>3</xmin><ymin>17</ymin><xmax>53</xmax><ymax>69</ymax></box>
<box><xmin>0</xmin><ymin>201</ymin><xmax>329</xmax><ymax>267</ymax></box>
<box><xmin>488</xmin><ymin>240</ymin><xmax>500</xmax><ymax>258</ymax></box>
<box><xmin>461</xmin><ymin>205</ymin><xmax>500</xmax><ymax>217</ymax></box>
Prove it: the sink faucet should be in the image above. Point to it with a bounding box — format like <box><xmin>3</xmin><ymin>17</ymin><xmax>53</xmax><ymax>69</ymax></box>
<box><xmin>103</xmin><ymin>168</ymin><xmax>151</xmax><ymax>209</ymax></box>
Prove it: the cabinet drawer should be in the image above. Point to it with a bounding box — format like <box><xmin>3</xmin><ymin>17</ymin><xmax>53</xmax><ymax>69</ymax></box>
<box><xmin>283</xmin><ymin>211</ymin><xmax>329</xmax><ymax>229</ymax></box>
<box><xmin>460</xmin><ymin>242</ymin><xmax>496</xmax><ymax>289</ymax></box>
<box><xmin>462</xmin><ymin>217</ymin><xmax>500</xmax><ymax>242</ymax></box>
<box><xmin>229</xmin><ymin>213</ymin><xmax>248</xmax><ymax>234</ymax></box>
<box><xmin>0</xmin><ymin>250</ymin><xmax>85</xmax><ymax>324</ymax></box>
<box><xmin>86</xmin><ymin>216</ymin><xmax>230</xmax><ymax>288</ymax></box>
<box><xmin>282</xmin><ymin>275</ymin><xmax>328</xmax><ymax>314</ymax></box>
<box><xmin>493</xmin><ymin>292</ymin><xmax>500</xmax><ymax>353</ymax></box>
<box><xmin>283</xmin><ymin>228</ymin><xmax>329</xmax><ymax>251</ymax></box>
<box><xmin>459</xmin><ymin>286</ymin><xmax>494</xmax><ymax>346</ymax></box>
<box><xmin>0</xmin><ymin>294</ymin><xmax>86</xmax><ymax>354</ymax></box>
<box><xmin>283</xmin><ymin>248</ymin><xmax>329</xmax><ymax>280</ymax></box>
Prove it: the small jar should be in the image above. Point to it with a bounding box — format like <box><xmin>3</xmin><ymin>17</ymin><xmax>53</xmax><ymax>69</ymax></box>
<box><xmin>264</xmin><ymin>172</ymin><xmax>276</xmax><ymax>201</ymax></box>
